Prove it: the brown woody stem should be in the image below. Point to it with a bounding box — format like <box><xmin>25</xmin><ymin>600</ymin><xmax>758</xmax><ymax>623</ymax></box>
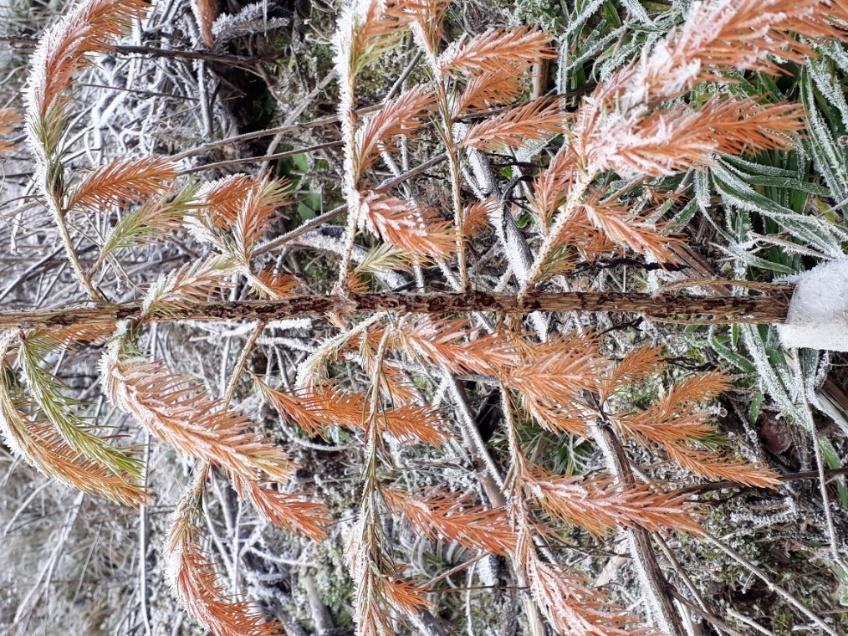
<box><xmin>0</xmin><ymin>288</ymin><xmax>792</xmax><ymax>331</ymax></box>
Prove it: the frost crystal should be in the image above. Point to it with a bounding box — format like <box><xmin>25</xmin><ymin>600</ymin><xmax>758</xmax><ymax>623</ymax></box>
<box><xmin>778</xmin><ymin>259</ymin><xmax>848</xmax><ymax>351</ymax></box>
<box><xmin>212</xmin><ymin>3</ymin><xmax>289</xmax><ymax>44</ymax></box>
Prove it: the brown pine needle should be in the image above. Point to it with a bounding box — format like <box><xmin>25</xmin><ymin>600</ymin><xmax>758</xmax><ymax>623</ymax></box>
<box><xmin>385</xmin><ymin>488</ymin><xmax>516</xmax><ymax>556</ymax></box>
<box><xmin>361</xmin><ymin>194</ymin><xmax>456</xmax><ymax>260</ymax></box>
<box><xmin>230</xmin><ymin>473</ymin><xmax>330</xmax><ymax>542</ymax></box>
<box><xmin>460</xmin><ymin>97</ymin><xmax>563</xmax><ymax>150</ymax></box>
<box><xmin>64</xmin><ymin>156</ymin><xmax>177</xmax><ymax>212</ymax></box>
<box><xmin>438</xmin><ymin>26</ymin><xmax>555</xmax><ymax>76</ymax></box>
<box><xmin>527</xmin><ymin>466</ymin><xmax>702</xmax><ymax>536</ymax></box>
<box><xmin>104</xmin><ymin>353</ymin><xmax>293</xmax><ymax>482</ymax></box>
<box><xmin>168</xmin><ymin>481</ymin><xmax>283</xmax><ymax>636</ymax></box>
<box><xmin>354</xmin><ymin>87</ymin><xmax>435</xmax><ymax>176</ymax></box>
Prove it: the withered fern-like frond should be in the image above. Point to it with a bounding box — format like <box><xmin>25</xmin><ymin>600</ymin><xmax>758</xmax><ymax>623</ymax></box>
<box><xmin>576</xmin><ymin>98</ymin><xmax>805</xmax><ymax>177</ymax></box>
<box><xmin>192</xmin><ymin>175</ymin><xmax>290</xmax><ymax>268</ymax></box>
<box><xmin>198</xmin><ymin>174</ymin><xmax>257</xmax><ymax>226</ymax></box>
<box><xmin>168</xmin><ymin>476</ymin><xmax>283</xmax><ymax>636</ymax></box>
<box><xmin>103</xmin><ymin>351</ymin><xmax>293</xmax><ymax>482</ymax></box>
<box><xmin>354</xmin><ymin>87</ymin><xmax>435</xmax><ymax>177</ymax></box>
<box><xmin>251</xmin><ymin>270</ymin><xmax>303</xmax><ymax>298</ymax></box>
<box><xmin>438</xmin><ymin>26</ymin><xmax>555</xmax><ymax>76</ymax></box>
<box><xmin>361</xmin><ymin>194</ymin><xmax>456</xmax><ymax>260</ymax></box>
<box><xmin>454</xmin><ymin>70</ymin><xmax>524</xmax><ymax>115</ymax></box>
<box><xmin>613</xmin><ymin>372</ymin><xmax>780</xmax><ymax>487</ymax></box>
<box><xmin>521</xmin><ymin>393</ymin><xmax>589</xmax><ymax>436</ymax></box>
<box><xmin>256</xmin><ymin>380</ymin><xmax>333</xmax><ymax>437</ymax></box>
<box><xmin>64</xmin><ymin>156</ymin><xmax>178</xmax><ymax>212</ymax></box>
<box><xmin>596</xmin><ymin>0</ymin><xmax>848</xmax><ymax>112</ymax></box>
<box><xmin>527</xmin><ymin>466</ymin><xmax>701</xmax><ymax>536</ymax></box>
<box><xmin>232</xmin><ymin>176</ymin><xmax>291</xmax><ymax>265</ymax></box>
<box><xmin>385</xmin><ymin>488</ymin><xmax>516</xmax><ymax>556</ymax></box>
<box><xmin>0</xmin><ymin>351</ymin><xmax>145</xmax><ymax>506</ymax></box>
<box><xmin>527</xmin><ymin>148</ymin><xmax>578</xmax><ymax>227</ymax></box>
<box><xmin>27</xmin><ymin>321</ymin><xmax>117</xmax><ymax>349</ymax></box>
<box><xmin>25</xmin><ymin>0</ymin><xmax>147</xmax><ymax>125</ymax></box>
<box><xmin>381</xmin><ymin>577</ymin><xmax>429</xmax><ymax>617</ymax></box>
<box><xmin>229</xmin><ymin>473</ymin><xmax>330</xmax><ymax>542</ymax></box>
<box><xmin>460</xmin><ymin>97</ymin><xmax>563</xmax><ymax>150</ymax></box>
<box><xmin>259</xmin><ymin>380</ymin><xmax>446</xmax><ymax>446</ymax></box>
<box><xmin>335</xmin><ymin>1</ymin><xmax>406</xmax><ymax>99</ymax></box>
<box><xmin>525</xmin><ymin>554</ymin><xmax>647</xmax><ymax>636</ymax></box>
<box><xmin>661</xmin><ymin>444</ymin><xmax>780</xmax><ymax>488</ymax></box>
<box><xmin>97</xmin><ymin>183</ymin><xmax>198</xmax><ymax>263</ymax></box>
<box><xmin>142</xmin><ymin>256</ymin><xmax>233</xmax><ymax>317</ymax></box>
<box><xmin>512</xmin><ymin>524</ymin><xmax>647</xmax><ymax>636</ymax></box>
<box><xmin>505</xmin><ymin>337</ymin><xmax>604</xmax><ymax>419</ymax></box>
<box><xmin>390</xmin><ymin>318</ymin><xmax>517</xmax><ymax>377</ymax></box>
<box><xmin>386</xmin><ymin>0</ymin><xmax>451</xmax><ymax>56</ymax></box>
<box><xmin>461</xmin><ymin>197</ymin><xmax>495</xmax><ymax>237</ymax></box>
<box><xmin>598</xmin><ymin>346</ymin><xmax>664</xmax><ymax>402</ymax></box>
<box><xmin>654</xmin><ymin>0</ymin><xmax>848</xmax><ymax>91</ymax></box>
<box><xmin>580</xmin><ymin>195</ymin><xmax>680</xmax><ymax>262</ymax></box>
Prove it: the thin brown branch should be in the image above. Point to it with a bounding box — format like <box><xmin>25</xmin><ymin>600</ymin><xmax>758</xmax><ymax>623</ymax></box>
<box><xmin>0</xmin><ymin>288</ymin><xmax>792</xmax><ymax>331</ymax></box>
<box><xmin>1</xmin><ymin>35</ymin><xmax>259</xmax><ymax>65</ymax></box>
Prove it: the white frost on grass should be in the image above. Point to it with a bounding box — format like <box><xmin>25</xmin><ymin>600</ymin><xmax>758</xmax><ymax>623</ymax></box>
<box><xmin>778</xmin><ymin>259</ymin><xmax>848</xmax><ymax>351</ymax></box>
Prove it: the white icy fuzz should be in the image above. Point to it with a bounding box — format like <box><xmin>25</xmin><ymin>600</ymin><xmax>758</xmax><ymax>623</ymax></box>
<box><xmin>778</xmin><ymin>259</ymin><xmax>848</xmax><ymax>351</ymax></box>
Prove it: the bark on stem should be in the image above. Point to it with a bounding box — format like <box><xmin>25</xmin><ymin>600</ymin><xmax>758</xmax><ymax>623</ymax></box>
<box><xmin>0</xmin><ymin>288</ymin><xmax>792</xmax><ymax>331</ymax></box>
